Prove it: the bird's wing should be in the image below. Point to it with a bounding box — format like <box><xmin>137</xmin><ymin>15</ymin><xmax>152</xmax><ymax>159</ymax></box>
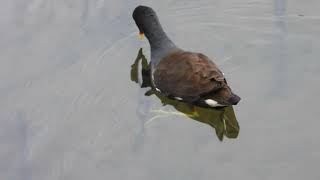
<box><xmin>153</xmin><ymin>51</ymin><xmax>225</xmax><ymax>102</ymax></box>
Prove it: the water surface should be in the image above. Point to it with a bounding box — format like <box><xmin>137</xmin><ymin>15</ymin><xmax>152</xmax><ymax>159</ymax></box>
<box><xmin>1</xmin><ymin>0</ymin><xmax>320</xmax><ymax>179</ymax></box>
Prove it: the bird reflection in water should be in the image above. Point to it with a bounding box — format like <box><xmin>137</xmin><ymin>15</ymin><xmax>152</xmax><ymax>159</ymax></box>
<box><xmin>131</xmin><ymin>48</ymin><xmax>240</xmax><ymax>141</ymax></box>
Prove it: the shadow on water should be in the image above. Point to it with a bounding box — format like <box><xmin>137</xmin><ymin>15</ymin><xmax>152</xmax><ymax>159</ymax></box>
<box><xmin>130</xmin><ymin>48</ymin><xmax>240</xmax><ymax>141</ymax></box>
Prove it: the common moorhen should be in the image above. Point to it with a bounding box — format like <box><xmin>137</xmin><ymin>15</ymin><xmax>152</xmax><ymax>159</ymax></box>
<box><xmin>132</xmin><ymin>5</ymin><xmax>240</xmax><ymax>108</ymax></box>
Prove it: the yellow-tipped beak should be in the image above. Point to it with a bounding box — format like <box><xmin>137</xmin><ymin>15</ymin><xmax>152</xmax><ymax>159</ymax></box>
<box><xmin>138</xmin><ymin>32</ymin><xmax>144</xmax><ymax>40</ymax></box>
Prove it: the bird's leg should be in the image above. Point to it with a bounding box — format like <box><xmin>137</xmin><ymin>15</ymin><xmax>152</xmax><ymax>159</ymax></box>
<box><xmin>186</xmin><ymin>104</ymin><xmax>199</xmax><ymax>118</ymax></box>
<box><xmin>150</xmin><ymin>108</ymin><xmax>186</xmax><ymax>117</ymax></box>
<box><xmin>144</xmin><ymin>108</ymin><xmax>188</xmax><ymax>126</ymax></box>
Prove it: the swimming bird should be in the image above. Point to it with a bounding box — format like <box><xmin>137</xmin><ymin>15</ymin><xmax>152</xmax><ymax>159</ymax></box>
<box><xmin>132</xmin><ymin>5</ymin><xmax>240</xmax><ymax>108</ymax></box>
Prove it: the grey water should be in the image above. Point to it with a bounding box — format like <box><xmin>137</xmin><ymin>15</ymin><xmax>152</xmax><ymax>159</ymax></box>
<box><xmin>1</xmin><ymin>0</ymin><xmax>320</xmax><ymax>179</ymax></box>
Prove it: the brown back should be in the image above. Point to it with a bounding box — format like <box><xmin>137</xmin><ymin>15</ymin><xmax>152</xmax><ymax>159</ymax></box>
<box><xmin>153</xmin><ymin>51</ymin><xmax>226</xmax><ymax>102</ymax></box>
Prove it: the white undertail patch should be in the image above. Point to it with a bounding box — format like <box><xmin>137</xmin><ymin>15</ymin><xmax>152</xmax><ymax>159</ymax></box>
<box><xmin>204</xmin><ymin>99</ymin><xmax>224</xmax><ymax>107</ymax></box>
<box><xmin>205</xmin><ymin>99</ymin><xmax>217</xmax><ymax>106</ymax></box>
<box><xmin>174</xmin><ymin>97</ymin><xmax>183</xmax><ymax>100</ymax></box>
